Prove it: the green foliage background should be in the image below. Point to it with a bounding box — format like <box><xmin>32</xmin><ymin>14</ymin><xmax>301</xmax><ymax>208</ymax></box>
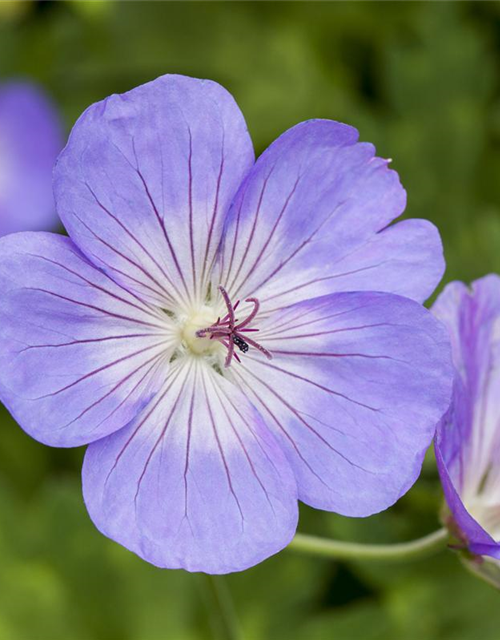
<box><xmin>1</xmin><ymin>2</ymin><xmax>500</xmax><ymax>639</ymax></box>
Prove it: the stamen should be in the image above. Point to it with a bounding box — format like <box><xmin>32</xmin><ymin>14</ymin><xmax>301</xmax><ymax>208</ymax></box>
<box><xmin>238</xmin><ymin>334</ymin><xmax>272</xmax><ymax>360</ymax></box>
<box><xmin>196</xmin><ymin>285</ymin><xmax>272</xmax><ymax>368</ymax></box>
<box><xmin>235</xmin><ymin>297</ymin><xmax>260</xmax><ymax>330</ymax></box>
<box><xmin>219</xmin><ymin>286</ymin><xmax>235</xmax><ymax>326</ymax></box>
<box><xmin>224</xmin><ymin>338</ymin><xmax>235</xmax><ymax>368</ymax></box>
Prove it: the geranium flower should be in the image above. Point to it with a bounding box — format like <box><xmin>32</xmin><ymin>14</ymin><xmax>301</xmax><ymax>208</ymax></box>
<box><xmin>0</xmin><ymin>75</ymin><xmax>453</xmax><ymax>573</ymax></box>
<box><xmin>434</xmin><ymin>275</ymin><xmax>500</xmax><ymax>577</ymax></box>
<box><xmin>0</xmin><ymin>81</ymin><xmax>63</xmax><ymax>235</ymax></box>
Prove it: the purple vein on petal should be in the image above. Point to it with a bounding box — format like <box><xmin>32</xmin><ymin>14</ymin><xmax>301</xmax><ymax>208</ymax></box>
<box><xmin>88</xmin><ymin>355</ymin><xmax>166</xmax><ymax>437</ymax></box>
<box><xmin>187</xmin><ymin>126</ymin><xmax>197</xmax><ymax>299</ymax></box>
<box><xmin>84</xmin><ymin>246</ymin><xmax>173</xmax><ymax>305</ymax></box>
<box><xmin>259</xmin><ymin>323</ymin><xmax>399</xmax><ymax>341</ymax></box>
<box><xmin>215</xmin><ymin>379</ymin><xmax>282</xmax><ymax>476</ymax></box>
<box><xmin>183</xmin><ymin>366</ymin><xmax>197</xmax><ymax>519</ymax></box>
<box><xmin>240</xmin><ymin>362</ymin><xmax>360</xmax><ymax>441</ymax></box>
<box><xmin>71</xmin><ymin>206</ymin><xmax>176</xmax><ymax>306</ymax></box>
<box><xmin>133</xmin><ymin>363</ymin><xmax>193</xmax><ymax>506</ymax></box>
<box><xmin>250</xmin><ymin>358</ymin><xmax>381</xmax><ymax>413</ymax></box>
<box><xmin>24</xmin><ymin>251</ymin><xmax>159</xmax><ymax>319</ymax></box>
<box><xmin>200</xmin><ymin>138</ymin><xmax>225</xmax><ymax>290</ymax></box>
<box><xmin>32</xmin><ymin>339</ymin><xmax>168</xmax><ymax>400</ymax></box>
<box><xmin>259</xmin><ymin>302</ymin><xmax>374</xmax><ymax>337</ymax></box>
<box><xmin>83</xmin><ymin>182</ymin><xmax>184</xmax><ymax>305</ymax></box>
<box><xmin>225</xmin><ymin>167</ymin><xmax>276</xmax><ymax>294</ymax></box>
<box><xmin>104</xmin><ymin>362</ymin><xmax>189</xmax><ymax>487</ymax></box>
<box><xmin>222</xmin><ymin>166</ymin><xmax>274</xmax><ymax>290</ymax></box>
<box><xmin>18</xmin><ymin>333</ymin><xmax>159</xmax><ymax>353</ymax></box>
<box><xmin>234</xmin><ymin>198</ymin><xmax>351</xmax><ymax>299</ymax></box>
<box><xmin>220</xmin><ymin>389</ymin><xmax>286</xmax><ymax>491</ymax></box>
<box><xmin>237</xmin><ymin>365</ymin><xmax>377</xmax><ymax>474</ymax></box>
<box><xmin>211</xmin><ymin>379</ymin><xmax>277</xmax><ymax>514</ymax></box>
<box><xmin>21</xmin><ymin>287</ymin><xmax>166</xmax><ymax>330</ymax></box>
<box><xmin>201</xmin><ymin>368</ymin><xmax>245</xmax><ymax>525</ymax></box>
<box><xmin>219</xmin><ymin>189</ymin><xmax>244</xmax><ymax>287</ymax></box>
<box><xmin>55</xmin><ymin>349</ymin><xmax>166</xmax><ymax>432</ymax></box>
<box><xmin>229</xmin><ymin>174</ymin><xmax>300</xmax><ymax>297</ymax></box>
<box><xmin>232</xmin><ymin>367</ymin><xmax>335</xmax><ymax>492</ymax></box>
<box><xmin>269</xmin><ymin>350</ymin><xmax>407</xmax><ymax>364</ymax></box>
<box><xmin>261</xmin><ymin>262</ymin><xmax>390</xmax><ymax>305</ymax></box>
<box><xmin>130</xmin><ymin>138</ymin><xmax>192</xmax><ymax>304</ymax></box>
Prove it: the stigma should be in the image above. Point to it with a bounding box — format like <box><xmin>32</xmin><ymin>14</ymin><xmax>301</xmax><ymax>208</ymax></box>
<box><xmin>196</xmin><ymin>286</ymin><xmax>272</xmax><ymax>368</ymax></box>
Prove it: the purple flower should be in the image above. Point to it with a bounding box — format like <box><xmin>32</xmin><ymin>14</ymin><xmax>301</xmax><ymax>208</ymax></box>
<box><xmin>0</xmin><ymin>81</ymin><xmax>63</xmax><ymax>235</ymax></box>
<box><xmin>0</xmin><ymin>75</ymin><xmax>453</xmax><ymax>573</ymax></box>
<box><xmin>434</xmin><ymin>275</ymin><xmax>500</xmax><ymax>570</ymax></box>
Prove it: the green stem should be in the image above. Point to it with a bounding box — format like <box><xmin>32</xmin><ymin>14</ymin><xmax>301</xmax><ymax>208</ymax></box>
<box><xmin>289</xmin><ymin>527</ymin><xmax>449</xmax><ymax>562</ymax></box>
<box><xmin>201</xmin><ymin>574</ymin><xmax>243</xmax><ymax>640</ymax></box>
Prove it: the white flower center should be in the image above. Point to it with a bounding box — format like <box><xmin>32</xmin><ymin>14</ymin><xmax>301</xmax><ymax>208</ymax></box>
<box><xmin>179</xmin><ymin>305</ymin><xmax>224</xmax><ymax>357</ymax></box>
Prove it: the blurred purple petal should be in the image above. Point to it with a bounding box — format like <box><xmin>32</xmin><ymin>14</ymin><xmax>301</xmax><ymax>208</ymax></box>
<box><xmin>0</xmin><ymin>82</ymin><xmax>63</xmax><ymax>235</ymax></box>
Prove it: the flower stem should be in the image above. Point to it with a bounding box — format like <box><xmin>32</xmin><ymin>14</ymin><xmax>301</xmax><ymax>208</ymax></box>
<box><xmin>289</xmin><ymin>527</ymin><xmax>449</xmax><ymax>562</ymax></box>
<box><xmin>201</xmin><ymin>575</ymin><xmax>243</xmax><ymax>640</ymax></box>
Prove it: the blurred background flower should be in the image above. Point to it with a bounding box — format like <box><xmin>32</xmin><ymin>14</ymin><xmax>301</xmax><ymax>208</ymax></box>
<box><xmin>1</xmin><ymin>2</ymin><xmax>500</xmax><ymax>639</ymax></box>
<box><xmin>434</xmin><ymin>275</ymin><xmax>500</xmax><ymax>587</ymax></box>
<box><xmin>0</xmin><ymin>81</ymin><xmax>63</xmax><ymax>235</ymax></box>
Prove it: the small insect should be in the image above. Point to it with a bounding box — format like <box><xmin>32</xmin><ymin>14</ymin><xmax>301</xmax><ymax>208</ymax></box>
<box><xmin>232</xmin><ymin>334</ymin><xmax>249</xmax><ymax>353</ymax></box>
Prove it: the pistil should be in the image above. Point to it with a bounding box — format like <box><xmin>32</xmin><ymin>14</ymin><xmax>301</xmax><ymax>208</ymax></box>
<box><xmin>196</xmin><ymin>286</ymin><xmax>272</xmax><ymax>367</ymax></box>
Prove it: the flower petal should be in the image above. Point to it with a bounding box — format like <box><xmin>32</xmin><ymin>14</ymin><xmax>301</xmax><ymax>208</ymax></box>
<box><xmin>217</xmin><ymin>120</ymin><xmax>442</xmax><ymax>307</ymax></box>
<box><xmin>231</xmin><ymin>291</ymin><xmax>453</xmax><ymax>516</ymax></box>
<box><xmin>54</xmin><ymin>74</ymin><xmax>254</xmax><ymax>309</ymax></box>
<box><xmin>435</xmin><ymin>436</ymin><xmax>496</xmax><ymax>553</ymax></box>
<box><xmin>434</xmin><ymin>275</ymin><xmax>500</xmax><ymax>556</ymax></box>
<box><xmin>83</xmin><ymin>359</ymin><xmax>298</xmax><ymax>574</ymax></box>
<box><xmin>0</xmin><ymin>82</ymin><xmax>63</xmax><ymax>235</ymax></box>
<box><xmin>0</xmin><ymin>232</ymin><xmax>172</xmax><ymax>447</ymax></box>
<box><xmin>259</xmin><ymin>219</ymin><xmax>443</xmax><ymax>309</ymax></box>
